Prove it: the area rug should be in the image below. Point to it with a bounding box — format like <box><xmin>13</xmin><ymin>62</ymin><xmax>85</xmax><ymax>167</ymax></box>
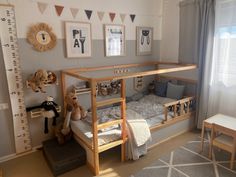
<box><xmin>131</xmin><ymin>136</ymin><xmax>236</xmax><ymax>177</ymax></box>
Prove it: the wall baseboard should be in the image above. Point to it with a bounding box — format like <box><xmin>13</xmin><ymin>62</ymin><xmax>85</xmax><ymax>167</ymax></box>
<box><xmin>0</xmin><ymin>145</ymin><xmax>42</xmax><ymax>163</ymax></box>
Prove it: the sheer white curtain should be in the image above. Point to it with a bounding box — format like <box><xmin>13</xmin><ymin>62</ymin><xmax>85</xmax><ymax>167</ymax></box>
<box><xmin>207</xmin><ymin>0</ymin><xmax>236</xmax><ymax>117</ymax></box>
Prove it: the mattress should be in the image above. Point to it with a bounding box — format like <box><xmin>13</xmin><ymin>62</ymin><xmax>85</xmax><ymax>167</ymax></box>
<box><xmin>71</xmin><ymin>94</ymin><xmax>176</xmax><ymax>146</ymax></box>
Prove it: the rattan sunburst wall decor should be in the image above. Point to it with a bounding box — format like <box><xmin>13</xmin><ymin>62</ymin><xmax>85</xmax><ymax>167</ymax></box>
<box><xmin>27</xmin><ymin>23</ymin><xmax>57</xmax><ymax>52</ymax></box>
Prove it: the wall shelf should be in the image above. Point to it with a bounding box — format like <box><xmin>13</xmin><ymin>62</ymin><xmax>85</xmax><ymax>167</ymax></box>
<box><xmin>29</xmin><ymin>106</ymin><xmax>61</xmax><ymax>119</ymax></box>
<box><xmin>73</xmin><ymin>86</ymin><xmax>91</xmax><ymax>95</ymax></box>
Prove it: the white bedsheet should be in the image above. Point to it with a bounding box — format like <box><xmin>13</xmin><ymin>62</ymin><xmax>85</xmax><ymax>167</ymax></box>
<box><xmin>71</xmin><ymin>120</ymin><xmax>121</xmax><ymax>146</ymax></box>
<box><xmin>71</xmin><ymin>94</ymin><xmax>176</xmax><ymax>147</ymax></box>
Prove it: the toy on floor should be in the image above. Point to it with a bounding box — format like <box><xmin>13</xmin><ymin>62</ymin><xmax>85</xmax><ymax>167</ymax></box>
<box><xmin>65</xmin><ymin>90</ymin><xmax>87</xmax><ymax>121</ymax></box>
<box><xmin>41</xmin><ymin>96</ymin><xmax>59</xmax><ymax>133</ymax></box>
<box><xmin>54</xmin><ymin>104</ymin><xmax>73</xmax><ymax>144</ymax></box>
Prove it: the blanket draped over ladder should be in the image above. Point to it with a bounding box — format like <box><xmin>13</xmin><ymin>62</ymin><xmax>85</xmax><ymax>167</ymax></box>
<box><xmin>126</xmin><ymin>109</ymin><xmax>151</xmax><ymax>160</ymax></box>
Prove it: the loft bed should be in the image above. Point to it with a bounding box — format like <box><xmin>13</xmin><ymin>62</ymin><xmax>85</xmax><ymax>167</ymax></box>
<box><xmin>61</xmin><ymin>61</ymin><xmax>197</xmax><ymax>175</ymax></box>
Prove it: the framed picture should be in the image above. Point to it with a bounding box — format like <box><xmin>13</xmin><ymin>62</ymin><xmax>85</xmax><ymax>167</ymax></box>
<box><xmin>104</xmin><ymin>24</ymin><xmax>125</xmax><ymax>57</ymax></box>
<box><xmin>65</xmin><ymin>21</ymin><xmax>92</xmax><ymax>58</ymax></box>
<box><xmin>136</xmin><ymin>27</ymin><xmax>153</xmax><ymax>55</ymax></box>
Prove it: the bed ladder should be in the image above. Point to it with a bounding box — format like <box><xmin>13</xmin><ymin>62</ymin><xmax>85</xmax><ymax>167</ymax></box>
<box><xmin>90</xmin><ymin>79</ymin><xmax>127</xmax><ymax>175</ymax></box>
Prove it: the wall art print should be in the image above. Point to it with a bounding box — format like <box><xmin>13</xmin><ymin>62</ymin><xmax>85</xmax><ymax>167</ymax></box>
<box><xmin>136</xmin><ymin>26</ymin><xmax>153</xmax><ymax>56</ymax></box>
<box><xmin>104</xmin><ymin>24</ymin><xmax>125</xmax><ymax>57</ymax></box>
<box><xmin>65</xmin><ymin>21</ymin><xmax>92</xmax><ymax>58</ymax></box>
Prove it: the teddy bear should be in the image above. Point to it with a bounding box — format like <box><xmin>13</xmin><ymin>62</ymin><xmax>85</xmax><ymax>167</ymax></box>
<box><xmin>28</xmin><ymin>69</ymin><xmax>48</xmax><ymax>93</ymax></box>
<box><xmin>65</xmin><ymin>90</ymin><xmax>87</xmax><ymax>121</ymax></box>
<box><xmin>54</xmin><ymin>105</ymin><xmax>73</xmax><ymax>144</ymax></box>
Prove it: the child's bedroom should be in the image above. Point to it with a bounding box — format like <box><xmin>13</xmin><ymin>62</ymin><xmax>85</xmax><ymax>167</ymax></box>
<box><xmin>0</xmin><ymin>0</ymin><xmax>235</xmax><ymax>177</ymax></box>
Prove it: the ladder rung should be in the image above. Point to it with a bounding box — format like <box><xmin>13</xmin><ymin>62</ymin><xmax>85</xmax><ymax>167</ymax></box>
<box><xmin>98</xmin><ymin>138</ymin><xmax>127</xmax><ymax>153</ymax></box>
<box><xmin>97</xmin><ymin>98</ymin><xmax>123</xmax><ymax>107</ymax></box>
<box><xmin>97</xmin><ymin>119</ymin><xmax>123</xmax><ymax>130</ymax></box>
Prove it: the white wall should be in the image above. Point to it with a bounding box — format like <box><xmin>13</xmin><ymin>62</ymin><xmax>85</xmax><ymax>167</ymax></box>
<box><xmin>160</xmin><ymin>0</ymin><xmax>180</xmax><ymax>61</ymax></box>
<box><xmin>0</xmin><ymin>0</ymin><xmax>163</xmax><ymax>158</ymax></box>
<box><xmin>3</xmin><ymin>0</ymin><xmax>163</xmax><ymax>40</ymax></box>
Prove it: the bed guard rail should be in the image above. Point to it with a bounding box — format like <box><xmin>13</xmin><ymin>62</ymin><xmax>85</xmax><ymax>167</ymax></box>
<box><xmin>163</xmin><ymin>96</ymin><xmax>195</xmax><ymax>123</ymax></box>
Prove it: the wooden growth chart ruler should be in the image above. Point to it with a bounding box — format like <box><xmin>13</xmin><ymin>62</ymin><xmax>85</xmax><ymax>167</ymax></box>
<box><xmin>0</xmin><ymin>4</ymin><xmax>32</xmax><ymax>154</ymax></box>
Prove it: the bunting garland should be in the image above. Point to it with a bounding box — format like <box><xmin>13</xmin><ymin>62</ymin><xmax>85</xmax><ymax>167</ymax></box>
<box><xmin>120</xmin><ymin>13</ymin><xmax>126</xmax><ymax>23</ymax></box>
<box><xmin>35</xmin><ymin>2</ymin><xmax>137</xmax><ymax>23</ymax></box>
<box><xmin>70</xmin><ymin>8</ymin><xmax>79</xmax><ymax>19</ymax></box>
<box><xmin>54</xmin><ymin>5</ymin><xmax>64</xmax><ymax>16</ymax></box>
<box><xmin>109</xmin><ymin>13</ymin><xmax>116</xmax><ymax>22</ymax></box>
<box><xmin>85</xmin><ymin>10</ymin><xmax>93</xmax><ymax>20</ymax></box>
<box><xmin>130</xmin><ymin>14</ymin><xmax>136</xmax><ymax>23</ymax></box>
<box><xmin>97</xmin><ymin>11</ymin><xmax>105</xmax><ymax>21</ymax></box>
<box><xmin>37</xmin><ymin>2</ymin><xmax>48</xmax><ymax>14</ymax></box>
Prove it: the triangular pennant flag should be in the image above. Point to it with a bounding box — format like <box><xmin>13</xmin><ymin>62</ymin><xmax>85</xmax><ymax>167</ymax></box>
<box><xmin>120</xmin><ymin>13</ymin><xmax>126</xmax><ymax>23</ymax></box>
<box><xmin>97</xmin><ymin>11</ymin><xmax>105</xmax><ymax>21</ymax></box>
<box><xmin>37</xmin><ymin>2</ymin><xmax>48</xmax><ymax>14</ymax></box>
<box><xmin>70</xmin><ymin>8</ymin><xmax>79</xmax><ymax>18</ymax></box>
<box><xmin>109</xmin><ymin>12</ymin><xmax>116</xmax><ymax>22</ymax></box>
<box><xmin>85</xmin><ymin>10</ymin><xmax>93</xmax><ymax>20</ymax></box>
<box><xmin>55</xmin><ymin>5</ymin><xmax>64</xmax><ymax>16</ymax></box>
<box><xmin>130</xmin><ymin>14</ymin><xmax>136</xmax><ymax>23</ymax></box>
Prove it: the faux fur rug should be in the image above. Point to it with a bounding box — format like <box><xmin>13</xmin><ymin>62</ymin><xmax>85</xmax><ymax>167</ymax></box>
<box><xmin>131</xmin><ymin>137</ymin><xmax>236</xmax><ymax>177</ymax></box>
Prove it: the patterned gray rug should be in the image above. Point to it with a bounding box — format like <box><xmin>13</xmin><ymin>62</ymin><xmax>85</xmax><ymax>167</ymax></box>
<box><xmin>131</xmin><ymin>137</ymin><xmax>236</xmax><ymax>177</ymax></box>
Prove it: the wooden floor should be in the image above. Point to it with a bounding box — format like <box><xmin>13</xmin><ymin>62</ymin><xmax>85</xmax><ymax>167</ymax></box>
<box><xmin>0</xmin><ymin>131</ymin><xmax>198</xmax><ymax>177</ymax></box>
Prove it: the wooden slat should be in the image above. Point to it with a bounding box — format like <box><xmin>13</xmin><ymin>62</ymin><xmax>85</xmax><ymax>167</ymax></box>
<box><xmin>66</xmin><ymin>61</ymin><xmax>181</xmax><ymax>73</ymax></box>
<box><xmin>97</xmin><ymin>120</ymin><xmax>123</xmax><ymax>130</ymax></box>
<box><xmin>163</xmin><ymin>100</ymin><xmax>179</xmax><ymax>107</ymax></box>
<box><xmin>61</xmin><ymin>63</ymin><xmax>197</xmax><ymax>82</ymax></box>
<box><xmin>97</xmin><ymin>98</ymin><xmax>123</xmax><ymax>107</ymax></box>
<box><xmin>150</xmin><ymin>112</ymin><xmax>195</xmax><ymax>132</ymax></box>
<box><xmin>90</xmin><ymin>80</ymin><xmax>99</xmax><ymax>175</ymax></box>
<box><xmin>62</xmin><ymin>70</ymin><xmax>90</xmax><ymax>81</ymax></box>
<box><xmin>174</xmin><ymin>104</ymin><xmax>177</xmax><ymax>117</ymax></box>
<box><xmin>94</xmin><ymin>65</ymin><xmax>197</xmax><ymax>82</ymax></box>
<box><xmin>76</xmin><ymin>61</ymin><xmax>158</xmax><ymax>72</ymax></box>
<box><xmin>98</xmin><ymin>139</ymin><xmax>125</xmax><ymax>153</ymax></box>
<box><xmin>120</xmin><ymin>79</ymin><xmax>126</xmax><ymax>162</ymax></box>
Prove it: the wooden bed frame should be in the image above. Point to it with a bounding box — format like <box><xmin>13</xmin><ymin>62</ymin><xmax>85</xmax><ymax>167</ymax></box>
<box><xmin>61</xmin><ymin>61</ymin><xmax>197</xmax><ymax>175</ymax></box>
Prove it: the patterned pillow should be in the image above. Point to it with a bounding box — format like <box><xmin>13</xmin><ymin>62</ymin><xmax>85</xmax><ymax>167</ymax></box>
<box><xmin>166</xmin><ymin>82</ymin><xmax>185</xmax><ymax>100</ymax></box>
<box><xmin>154</xmin><ymin>81</ymin><xmax>167</xmax><ymax>97</ymax></box>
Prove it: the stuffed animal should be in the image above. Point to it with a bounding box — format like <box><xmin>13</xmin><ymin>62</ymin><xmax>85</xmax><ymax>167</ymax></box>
<box><xmin>54</xmin><ymin>105</ymin><xmax>73</xmax><ymax>144</ymax></box>
<box><xmin>41</xmin><ymin>96</ymin><xmax>59</xmax><ymax>134</ymax></box>
<box><xmin>28</xmin><ymin>69</ymin><xmax>48</xmax><ymax>93</ymax></box>
<box><xmin>65</xmin><ymin>91</ymin><xmax>87</xmax><ymax>121</ymax></box>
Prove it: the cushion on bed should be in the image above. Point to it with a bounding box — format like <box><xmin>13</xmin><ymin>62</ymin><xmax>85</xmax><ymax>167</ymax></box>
<box><xmin>166</xmin><ymin>82</ymin><xmax>185</xmax><ymax>100</ymax></box>
<box><xmin>154</xmin><ymin>81</ymin><xmax>167</xmax><ymax>97</ymax></box>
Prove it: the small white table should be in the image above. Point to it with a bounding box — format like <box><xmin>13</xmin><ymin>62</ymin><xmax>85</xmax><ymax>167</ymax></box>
<box><xmin>200</xmin><ymin>114</ymin><xmax>236</xmax><ymax>152</ymax></box>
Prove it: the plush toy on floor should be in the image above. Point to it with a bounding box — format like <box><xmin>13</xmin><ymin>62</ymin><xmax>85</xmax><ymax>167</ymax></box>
<box><xmin>54</xmin><ymin>105</ymin><xmax>73</xmax><ymax>144</ymax></box>
<box><xmin>54</xmin><ymin>90</ymin><xmax>87</xmax><ymax>144</ymax></box>
<box><xmin>65</xmin><ymin>90</ymin><xmax>87</xmax><ymax>121</ymax></box>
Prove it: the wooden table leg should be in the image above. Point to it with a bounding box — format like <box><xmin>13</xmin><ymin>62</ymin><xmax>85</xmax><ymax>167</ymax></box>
<box><xmin>200</xmin><ymin>122</ymin><xmax>205</xmax><ymax>153</ymax></box>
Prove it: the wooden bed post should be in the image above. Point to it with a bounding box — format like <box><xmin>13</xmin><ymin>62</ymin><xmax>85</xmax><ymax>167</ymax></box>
<box><xmin>90</xmin><ymin>79</ymin><xmax>99</xmax><ymax>175</ymax></box>
<box><xmin>121</xmin><ymin>79</ymin><xmax>126</xmax><ymax>162</ymax></box>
